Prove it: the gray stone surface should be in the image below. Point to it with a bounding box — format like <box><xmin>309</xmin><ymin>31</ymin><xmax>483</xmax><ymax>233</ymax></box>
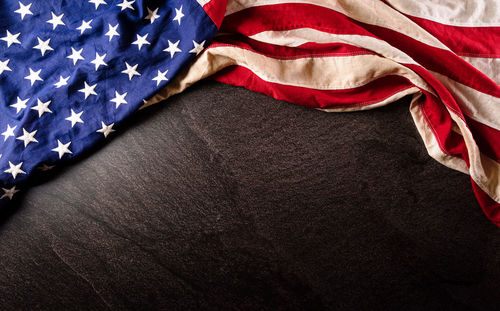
<box><xmin>0</xmin><ymin>81</ymin><xmax>499</xmax><ymax>310</ymax></box>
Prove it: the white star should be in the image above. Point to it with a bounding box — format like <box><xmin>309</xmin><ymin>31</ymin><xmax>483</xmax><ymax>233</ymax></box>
<box><xmin>1</xmin><ymin>186</ymin><xmax>19</xmax><ymax>200</ymax></box>
<box><xmin>105</xmin><ymin>23</ymin><xmax>119</xmax><ymax>42</ymax></box>
<box><xmin>97</xmin><ymin>121</ymin><xmax>115</xmax><ymax>138</ymax></box>
<box><xmin>24</xmin><ymin>68</ymin><xmax>43</xmax><ymax>86</ymax></box>
<box><xmin>152</xmin><ymin>69</ymin><xmax>168</xmax><ymax>86</ymax></box>
<box><xmin>38</xmin><ymin>164</ymin><xmax>55</xmax><ymax>171</ymax></box>
<box><xmin>117</xmin><ymin>0</ymin><xmax>135</xmax><ymax>11</ymax></box>
<box><xmin>173</xmin><ymin>6</ymin><xmax>184</xmax><ymax>25</ymax></box>
<box><xmin>67</xmin><ymin>47</ymin><xmax>85</xmax><ymax>65</ymax></box>
<box><xmin>52</xmin><ymin>140</ymin><xmax>72</xmax><ymax>159</ymax></box>
<box><xmin>65</xmin><ymin>109</ymin><xmax>84</xmax><ymax>127</ymax></box>
<box><xmin>10</xmin><ymin>97</ymin><xmax>29</xmax><ymax>113</ymax></box>
<box><xmin>47</xmin><ymin>12</ymin><xmax>65</xmax><ymax>30</ymax></box>
<box><xmin>163</xmin><ymin>40</ymin><xmax>181</xmax><ymax>58</ymax></box>
<box><xmin>77</xmin><ymin>19</ymin><xmax>93</xmax><ymax>34</ymax></box>
<box><xmin>0</xmin><ymin>59</ymin><xmax>12</xmax><ymax>75</ymax></box>
<box><xmin>4</xmin><ymin>161</ymin><xmax>26</xmax><ymax>179</ymax></box>
<box><xmin>78</xmin><ymin>81</ymin><xmax>98</xmax><ymax>99</ymax></box>
<box><xmin>1</xmin><ymin>124</ymin><xmax>16</xmax><ymax>141</ymax></box>
<box><xmin>90</xmin><ymin>52</ymin><xmax>107</xmax><ymax>70</ymax></box>
<box><xmin>54</xmin><ymin>75</ymin><xmax>70</xmax><ymax>88</ymax></box>
<box><xmin>16</xmin><ymin>128</ymin><xmax>38</xmax><ymax>147</ymax></box>
<box><xmin>110</xmin><ymin>91</ymin><xmax>128</xmax><ymax>108</ymax></box>
<box><xmin>33</xmin><ymin>37</ymin><xmax>53</xmax><ymax>56</ymax></box>
<box><xmin>121</xmin><ymin>62</ymin><xmax>140</xmax><ymax>80</ymax></box>
<box><xmin>14</xmin><ymin>2</ymin><xmax>33</xmax><ymax>20</ymax></box>
<box><xmin>145</xmin><ymin>7</ymin><xmax>160</xmax><ymax>24</ymax></box>
<box><xmin>189</xmin><ymin>40</ymin><xmax>205</xmax><ymax>55</ymax></box>
<box><xmin>31</xmin><ymin>98</ymin><xmax>52</xmax><ymax>117</ymax></box>
<box><xmin>1</xmin><ymin>30</ymin><xmax>21</xmax><ymax>47</ymax></box>
<box><xmin>132</xmin><ymin>33</ymin><xmax>150</xmax><ymax>51</ymax></box>
<box><xmin>89</xmin><ymin>0</ymin><xmax>107</xmax><ymax>9</ymax></box>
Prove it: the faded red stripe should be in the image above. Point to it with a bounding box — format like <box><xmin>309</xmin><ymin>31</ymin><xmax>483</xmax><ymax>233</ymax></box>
<box><xmin>466</xmin><ymin>116</ymin><xmax>500</xmax><ymax>163</ymax></box>
<box><xmin>404</xmin><ymin>15</ymin><xmax>500</xmax><ymax>58</ymax></box>
<box><xmin>471</xmin><ymin>180</ymin><xmax>500</xmax><ymax>226</ymax></box>
<box><xmin>212</xmin><ymin>65</ymin><xmax>415</xmax><ymax>108</ymax></box>
<box><xmin>221</xmin><ymin>3</ymin><xmax>375</xmax><ymax>37</ymax></box>
<box><xmin>418</xmin><ymin>91</ymin><xmax>469</xmax><ymax>161</ymax></box>
<box><xmin>201</xmin><ymin>0</ymin><xmax>227</xmax><ymax>29</ymax></box>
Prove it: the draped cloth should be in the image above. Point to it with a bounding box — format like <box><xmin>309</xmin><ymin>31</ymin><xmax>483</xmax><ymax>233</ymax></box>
<box><xmin>150</xmin><ymin>0</ymin><xmax>500</xmax><ymax>226</ymax></box>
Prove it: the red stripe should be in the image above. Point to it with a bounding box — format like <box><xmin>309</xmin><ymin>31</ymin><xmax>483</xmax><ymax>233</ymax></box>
<box><xmin>418</xmin><ymin>91</ymin><xmax>469</xmax><ymax>161</ymax></box>
<box><xmin>402</xmin><ymin>16</ymin><xmax>500</xmax><ymax>57</ymax></box>
<box><xmin>222</xmin><ymin>3</ymin><xmax>376</xmax><ymax>37</ymax></box>
<box><xmin>212</xmin><ymin>34</ymin><xmax>375</xmax><ymax>59</ymax></box>
<box><xmin>465</xmin><ymin>116</ymin><xmax>500</xmax><ymax>163</ymax></box>
<box><xmin>471</xmin><ymin>180</ymin><xmax>500</xmax><ymax>226</ymax></box>
<box><xmin>212</xmin><ymin>65</ymin><xmax>415</xmax><ymax>108</ymax></box>
<box><xmin>202</xmin><ymin>0</ymin><xmax>227</xmax><ymax>29</ymax></box>
<box><xmin>220</xmin><ymin>3</ymin><xmax>500</xmax><ymax>97</ymax></box>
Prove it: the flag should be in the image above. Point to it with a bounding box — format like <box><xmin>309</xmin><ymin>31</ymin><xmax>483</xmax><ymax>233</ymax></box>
<box><xmin>1</xmin><ymin>0</ymin><xmax>500</xmax><ymax>227</ymax></box>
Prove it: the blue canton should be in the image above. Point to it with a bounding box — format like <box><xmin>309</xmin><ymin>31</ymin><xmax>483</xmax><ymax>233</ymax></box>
<box><xmin>0</xmin><ymin>0</ymin><xmax>218</xmax><ymax>203</ymax></box>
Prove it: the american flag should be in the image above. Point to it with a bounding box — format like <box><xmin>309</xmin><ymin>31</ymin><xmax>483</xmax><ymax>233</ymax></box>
<box><xmin>1</xmin><ymin>0</ymin><xmax>500</xmax><ymax>227</ymax></box>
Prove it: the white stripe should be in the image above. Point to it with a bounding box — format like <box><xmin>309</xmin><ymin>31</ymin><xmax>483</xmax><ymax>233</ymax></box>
<box><xmin>205</xmin><ymin>46</ymin><xmax>432</xmax><ymax>93</ymax></box>
<box><xmin>249</xmin><ymin>29</ymin><xmax>419</xmax><ymax>64</ymax></box>
<box><xmin>460</xmin><ymin>56</ymin><xmax>500</xmax><ymax>85</ymax></box>
<box><xmin>148</xmin><ymin>44</ymin><xmax>430</xmax><ymax>104</ymax></box>
<box><xmin>430</xmin><ymin>70</ymin><xmax>500</xmax><ymax>131</ymax></box>
<box><xmin>197</xmin><ymin>0</ymin><xmax>211</xmax><ymax>6</ymax></box>
<box><xmin>385</xmin><ymin>0</ymin><xmax>500</xmax><ymax>27</ymax></box>
<box><xmin>225</xmin><ymin>0</ymin><xmax>450</xmax><ymax>51</ymax></box>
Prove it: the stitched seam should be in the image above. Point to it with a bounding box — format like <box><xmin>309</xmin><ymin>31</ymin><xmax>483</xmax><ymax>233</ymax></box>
<box><xmin>209</xmin><ymin>42</ymin><xmax>374</xmax><ymax>60</ymax></box>
<box><xmin>322</xmin><ymin>86</ymin><xmax>415</xmax><ymax>109</ymax></box>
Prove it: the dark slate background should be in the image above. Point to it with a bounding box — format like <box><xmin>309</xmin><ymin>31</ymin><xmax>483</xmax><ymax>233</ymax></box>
<box><xmin>0</xmin><ymin>81</ymin><xmax>499</xmax><ymax>310</ymax></box>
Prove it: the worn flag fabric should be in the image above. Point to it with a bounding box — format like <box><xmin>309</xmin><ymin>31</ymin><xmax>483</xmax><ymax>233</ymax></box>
<box><xmin>149</xmin><ymin>0</ymin><xmax>500</xmax><ymax>226</ymax></box>
<box><xmin>1</xmin><ymin>0</ymin><xmax>500</xmax><ymax>228</ymax></box>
